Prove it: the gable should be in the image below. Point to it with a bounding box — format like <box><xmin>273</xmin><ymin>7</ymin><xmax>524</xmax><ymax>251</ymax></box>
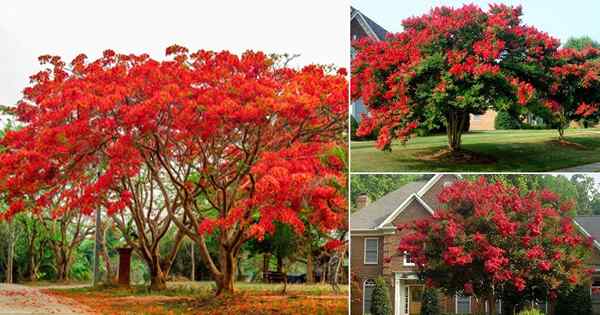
<box><xmin>419</xmin><ymin>174</ymin><xmax>461</xmax><ymax>210</ymax></box>
<box><xmin>378</xmin><ymin>194</ymin><xmax>433</xmax><ymax>229</ymax></box>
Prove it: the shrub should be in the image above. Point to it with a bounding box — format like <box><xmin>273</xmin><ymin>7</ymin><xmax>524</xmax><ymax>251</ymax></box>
<box><xmin>517</xmin><ymin>308</ymin><xmax>543</xmax><ymax>315</ymax></box>
<box><xmin>555</xmin><ymin>285</ymin><xmax>593</xmax><ymax>315</ymax></box>
<box><xmin>495</xmin><ymin>111</ymin><xmax>522</xmax><ymax>129</ymax></box>
<box><xmin>420</xmin><ymin>287</ymin><xmax>440</xmax><ymax>315</ymax></box>
<box><xmin>370</xmin><ymin>276</ymin><xmax>392</xmax><ymax>315</ymax></box>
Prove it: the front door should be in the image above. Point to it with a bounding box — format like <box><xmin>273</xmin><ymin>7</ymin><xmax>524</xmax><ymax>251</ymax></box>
<box><xmin>408</xmin><ymin>285</ymin><xmax>423</xmax><ymax>315</ymax></box>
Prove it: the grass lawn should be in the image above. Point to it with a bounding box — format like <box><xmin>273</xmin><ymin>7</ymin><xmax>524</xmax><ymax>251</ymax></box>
<box><xmin>45</xmin><ymin>281</ymin><xmax>348</xmax><ymax>315</ymax></box>
<box><xmin>351</xmin><ymin>128</ymin><xmax>600</xmax><ymax>172</ymax></box>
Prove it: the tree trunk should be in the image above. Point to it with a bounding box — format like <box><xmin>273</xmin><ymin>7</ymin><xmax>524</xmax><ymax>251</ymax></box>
<box><xmin>276</xmin><ymin>256</ymin><xmax>283</xmax><ymax>273</ymax></box>
<box><xmin>558</xmin><ymin>126</ymin><xmax>565</xmax><ymax>140</ymax></box>
<box><xmin>215</xmin><ymin>249</ymin><xmax>236</xmax><ymax>295</ymax></box>
<box><xmin>447</xmin><ymin>110</ymin><xmax>468</xmax><ymax>152</ymax></box>
<box><xmin>100</xmin><ymin>225</ymin><xmax>115</xmax><ymax>284</ymax></box>
<box><xmin>306</xmin><ymin>251</ymin><xmax>314</xmax><ymax>284</ymax></box>
<box><xmin>6</xmin><ymin>222</ymin><xmax>15</xmax><ymax>284</ymax></box>
<box><xmin>190</xmin><ymin>243</ymin><xmax>195</xmax><ymax>281</ymax></box>
<box><xmin>56</xmin><ymin>255</ymin><xmax>70</xmax><ymax>282</ymax></box>
<box><xmin>149</xmin><ymin>260</ymin><xmax>167</xmax><ymax>291</ymax></box>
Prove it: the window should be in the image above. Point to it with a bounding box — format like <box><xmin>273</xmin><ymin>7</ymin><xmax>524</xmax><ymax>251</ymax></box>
<box><xmin>364</xmin><ymin>238</ymin><xmax>379</xmax><ymax>264</ymax></box>
<box><xmin>363</xmin><ymin>279</ymin><xmax>376</xmax><ymax>315</ymax></box>
<box><xmin>403</xmin><ymin>252</ymin><xmax>415</xmax><ymax>266</ymax></box>
<box><xmin>472</xmin><ymin>114</ymin><xmax>482</xmax><ymax>121</ymax></box>
<box><xmin>456</xmin><ymin>294</ymin><xmax>471</xmax><ymax>314</ymax></box>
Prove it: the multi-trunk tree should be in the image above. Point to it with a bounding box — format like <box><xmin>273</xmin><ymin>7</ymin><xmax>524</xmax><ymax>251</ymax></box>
<box><xmin>352</xmin><ymin>4</ymin><xmax>600</xmax><ymax>152</ymax></box>
<box><xmin>0</xmin><ymin>45</ymin><xmax>348</xmax><ymax>294</ymax></box>
<box><xmin>397</xmin><ymin>178</ymin><xmax>593</xmax><ymax>315</ymax></box>
<box><xmin>352</xmin><ymin>4</ymin><xmax>558</xmax><ymax>152</ymax></box>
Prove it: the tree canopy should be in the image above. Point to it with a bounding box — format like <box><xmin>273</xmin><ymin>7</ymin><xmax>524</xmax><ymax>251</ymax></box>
<box><xmin>398</xmin><ymin>177</ymin><xmax>594</xmax><ymax>315</ymax></box>
<box><xmin>352</xmin><ymin>4</ymin><xmax>600</xmax><ymax>151</ymax></box>
<box><xmin>0</xmin><ymin>45</ymin><xmax>348</xmax><ymax>294</ymax></box>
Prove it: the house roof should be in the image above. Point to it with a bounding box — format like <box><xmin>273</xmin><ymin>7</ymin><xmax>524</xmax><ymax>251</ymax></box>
<box><xmin>350</xmin><ymin>6</ymin><xmax>389</xmax><ymax>41</ymax></box>
<box><xmin>350</xmin><ymin>180</ymin><xmax>428</xmax><ymax>230</ymax></box>
<box><xmin>574</xmin><ymin>216</ymin><xmax>600</xmax><ymax>249</ymax></box>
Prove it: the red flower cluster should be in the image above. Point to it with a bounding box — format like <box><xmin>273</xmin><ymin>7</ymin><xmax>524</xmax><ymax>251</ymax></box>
<box><xmin>398</xmin><ymin>177</ymin><xmax>591</xmax><ymax>297</ymax></box>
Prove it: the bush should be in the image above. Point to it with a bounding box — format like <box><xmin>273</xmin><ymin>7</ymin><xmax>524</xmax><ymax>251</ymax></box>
<box><xmin>370</xmin><ymin>276</ymin><xmax>392</xmax><ymax>315</ymax></box>
<box><xmin>420</xmin><ymin>287</ymin><xmax>440</xmax><ymax>315</ymax></box>
<box><xmin>495</xmin><ymin>111</ymin><xmax>522</xmax><ymax>129</ymax></box>
<box><xmin>555</xmin><ymin>285</ymin><xmax>593</xmax><ymax>315</ymax></box>
<box><xmin>517</xmin><ymin>308</ymin><xmax>543</xmax><ymax>315</ymax></box>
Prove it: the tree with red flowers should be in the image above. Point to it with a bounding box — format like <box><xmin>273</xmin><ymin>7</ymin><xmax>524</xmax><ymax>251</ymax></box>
<box><xmin>544</xmin><ymin>47</ymin><xmax>600</xmax><ymax>139</ymax></box>
<box><xmin>352</xmin><ymin>4</ymin><xmax>559</xmax><ymax>152</ymax></box>
<box><xmin>0</xmin><ymin>46</ymin><xmax>348</xmax><ymax>294</ymax></box>
<box><xmin>398</xmin><ymin>178</ymin><xmax>593</xmax><ymax>315</ymax></box>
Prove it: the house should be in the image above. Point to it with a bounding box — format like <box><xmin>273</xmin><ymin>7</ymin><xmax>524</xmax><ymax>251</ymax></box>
<box><xmin>350</xmin><ymin>174</ymin><xmax>600</xmax><ymax>315</ymax></box>
<box><xmin>350</xmin><ymin>7</ymin><xmax>388</xmax><ymax>122</ymax></box>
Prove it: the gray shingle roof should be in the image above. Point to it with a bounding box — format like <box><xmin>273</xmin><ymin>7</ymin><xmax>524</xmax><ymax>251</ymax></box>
<box><xmin>350</xmin><ymin>6</ymin><xmax>389</xmax><ymax>41</ymax></box>
<box><xmin>575</xmin><ymin>216</ymin><xmax>600</xmax><ymax>245</ymax></box>
<box><xmin>351</xmin><ymin>180</ymin><xmax>428</xmax><ymax>230</ymax></box>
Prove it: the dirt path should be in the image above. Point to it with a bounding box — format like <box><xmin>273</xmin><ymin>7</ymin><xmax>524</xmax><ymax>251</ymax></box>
<box><xmin>0</xmin><ymin>283</ymin><xmax>91</xmax><ymax>314</ymax></box>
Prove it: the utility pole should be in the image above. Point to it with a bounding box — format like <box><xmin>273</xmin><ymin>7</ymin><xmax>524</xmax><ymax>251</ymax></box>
<box><xmin>92</xmin><ymin>207</ymin><xmax>101</xmax><ymax>286</ymax></box>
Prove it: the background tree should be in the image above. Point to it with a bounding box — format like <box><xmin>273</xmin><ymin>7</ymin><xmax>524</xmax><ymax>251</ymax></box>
<box><xmin>0</xmin><ymin>46</ymin><xmax>348</xmax><ymax>295</ymax></box>
<box><xmin>543</xmin><ymin>46</ymin><xmax>600</xmax><ymax>139</ymax></box>
<box><xmin>351</xmin><ymin>4</ymin><xmax>559</xmax><ymax>152</ymax></box>
<box><xmin>398</xmin><ymin>177</ymin><xmax>592</xmax><ymax>315</ymax></box>
<box><xmin>564</xmin><ymin>36</ymin><xmax>600</xmax><ymax>51</ymax></box>
<box><xmin>554</xmin><ymin>284</ymin><xmax>593</xmax><ymax>315</ymax></box>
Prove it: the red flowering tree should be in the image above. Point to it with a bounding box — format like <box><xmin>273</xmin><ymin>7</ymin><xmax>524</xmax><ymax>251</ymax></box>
<box><xmin>398</xmin><ymin>178</ymin><xmax>593</xmax><ymax>315</ymax></box>
<box><xmin>0</xmin><ymin>46</ymin><xmax>348</xmax><ymax>294</ymax></box>
<box><xmin>351</xmin><ymin>4</ymin><xmax>559</xmax><ymax>152</ymax></box>
<box><xmin>544</xmin><ymin>47</ymin><xmax>600</xmax><ymax>139</ymax></box>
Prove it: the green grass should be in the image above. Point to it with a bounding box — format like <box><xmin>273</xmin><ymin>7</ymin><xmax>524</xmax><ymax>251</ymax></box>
<box><xmin>351</xmin><ymin>128</ymin><xmax>600</xmax><ymax>172</ymax></box>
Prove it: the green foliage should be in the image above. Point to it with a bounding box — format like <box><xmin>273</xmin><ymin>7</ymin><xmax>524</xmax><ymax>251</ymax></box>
<box><xmin>351</xmin><ymin>115</ymin><xmax>360</xmax><ymax>141</ymax></box>
<box><xmin>350</xmin><ymin>174</ymin><xmax>434</xmax><ymax>211</ymax></box>
<box><xmin>555</xmin><ymin>285</ymin><xmax>593</xmax><ymax>315</ymax></box>
<box><xmin>495</xmin><ymin>111</ymin><xmax>522</xmax><ymax>130</ymax></box>
<box><xmin>470</xmin><ymin>174</ymin><xmax>600</xmax><ymax>215</ymax></box>
<box><xmin>564</xmin><ymin>36</ymin><xmax>600</xmax><ymax>50</ymax></box>
<box><xmin>420</xmin><ymin>287</ymin><xmax>440</xmax><ymax>315</ymax></box>
<box><xmin>370</xmin><ymin>277</ymin><xmax>392</xmax><ymax>315</ymax></box>
<box><xmin>517</xmin><ymin>308</ymin><xmax>544</xmax><ymax>315</ymax></box>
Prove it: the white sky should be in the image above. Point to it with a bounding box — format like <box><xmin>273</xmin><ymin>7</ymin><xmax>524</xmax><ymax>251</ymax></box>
<box><xmin>0</xmin><ymin>0</ymin><xmax>349</xmax><ymax>107</ymax></box>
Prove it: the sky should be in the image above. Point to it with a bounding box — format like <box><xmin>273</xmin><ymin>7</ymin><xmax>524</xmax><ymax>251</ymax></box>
<box><xmin>352</xmin><ymin>0</ymin><xmax>600</xmax><ymax>43</ymax></box>
<box><xmin>0</xmin><ymin>0</ymin><xmax>349</xmax><ymax>107</ymax></box>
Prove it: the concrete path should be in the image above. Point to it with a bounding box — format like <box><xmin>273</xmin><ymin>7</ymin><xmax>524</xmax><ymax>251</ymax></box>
<box><xmin>555</xmin><ymin>162</ymin><xmax>600</xmax><ymax>172</ymax></box>
<box><xmin>0</xmin><ymin>283</ymin><xmax>91</xmax><ymax>314</ymax></box>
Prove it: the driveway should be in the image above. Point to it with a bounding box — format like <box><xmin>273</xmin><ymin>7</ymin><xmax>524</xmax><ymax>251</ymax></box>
<box><xmin>555</xmin><ymin>162</ymin><xmax>600</xmax><ymax>172</ymax></box>
<box><xmin>0</xmin><ymin>283</ymin><xmax>91</xmax><ymax>314</ymax></box>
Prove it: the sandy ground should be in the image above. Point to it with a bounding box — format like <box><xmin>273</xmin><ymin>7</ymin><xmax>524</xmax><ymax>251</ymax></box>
<box><xmin>0</xmin><ymin>283</ymin><xmax>91</xmax><ymax>315</ymax></box>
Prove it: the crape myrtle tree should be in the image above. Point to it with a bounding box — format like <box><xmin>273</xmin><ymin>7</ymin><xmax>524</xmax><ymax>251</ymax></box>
<box><xmin>0</xmin><ymin>45</ymin><xmax>348</xmax><ymax>295</ymax></box>
<box><xmin>544</xmin><ymin>47</ymin><xmax>600</xmax><ymax>139</ymax></box>
<box><xmin>397</xmin><ymin>177</ymin><xmax>593</xmax><ymax>315</ymax></box>
<box><xmin>351</xmin><ymin>4</ymin><xmax>559</xmax><ymax>151</ymax></box>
